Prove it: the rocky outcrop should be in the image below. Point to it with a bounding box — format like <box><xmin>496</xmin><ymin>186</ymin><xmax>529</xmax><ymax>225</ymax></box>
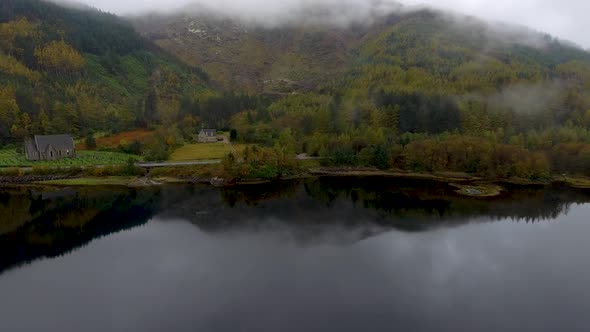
<box><xmin>210</xmin><ymin>177</ymin><xmax>228</xmax><ymax>187</ymax></box>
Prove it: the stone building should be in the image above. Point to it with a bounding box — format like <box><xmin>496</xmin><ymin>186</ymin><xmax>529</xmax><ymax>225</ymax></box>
<box><xmin>198</xmin><ymin>129</ymin><xmax>218</xmax><ymax>143</ymax></box>
<box><xmin>24</xmin><ymin>135</ymin><xmax>76</xmax><ymax>161</ymax></box>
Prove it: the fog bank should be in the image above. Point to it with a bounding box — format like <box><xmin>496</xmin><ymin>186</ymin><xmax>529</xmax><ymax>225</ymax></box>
<box><xmin>60</xmin><ymin>0</ymin><xmax>590</xmax><ymax>48</ymax></box>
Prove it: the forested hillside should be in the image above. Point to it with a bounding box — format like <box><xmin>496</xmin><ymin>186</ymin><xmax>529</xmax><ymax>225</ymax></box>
<box><xmin>0</xmin><ymin>0</ymin><xmax>213</xmax><ymax>145</ymax></box>
<box><xmin>3</xmin><ymin>0</ymin><xmax>590</xmax><ymax>178</ymax></box>
<box><xmin>140</xmin><ymin>8</ymin><xmax>590</xmax><ymax>177</ymax></box>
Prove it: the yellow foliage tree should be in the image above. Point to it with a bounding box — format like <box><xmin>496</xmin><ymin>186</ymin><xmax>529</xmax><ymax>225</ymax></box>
<box><xmin>0</xmin><ymin>53</ymin><xmax>41</xmax><ymax>82</ymax></box>
<box><xmin>35</xmin><ymin>40</ymin><xmax>85</xmax><ymax>74</ymax></box>
<box><xmin>0</xmin><ymin>17</ymin><xmax>38</xmax><ymax>54</ymax></box>
<box><xmin>0</xmin><ymin>87</ymin><xmax>21</xmax><ymax>139</ymax></box>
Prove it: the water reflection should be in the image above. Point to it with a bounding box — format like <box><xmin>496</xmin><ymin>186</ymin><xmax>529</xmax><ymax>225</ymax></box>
<box><xmin>0</xmin><ymin>186</ymin><xmax>161</xmax><ymax>274</ymax></box>
<box><xmin>301</xmin><ymin>178</ymin><xmax>584</xmax><ymax>223</ymax></box>
<box><xmin>1</xmin><ymin>178</ymin><xmax>590</xmax><ymax>275</ymax></box>
<box><xmin>1</xmin><ymin>204</ymin><xmax>590</xmax><ymax>332</ymax></box>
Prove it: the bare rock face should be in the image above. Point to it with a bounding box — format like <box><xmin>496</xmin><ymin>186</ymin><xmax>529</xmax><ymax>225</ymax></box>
<box><xmin>210</xmin><ymin>177</ymin><xmax>227</xmax><ymax>187</ymax></box>
<box><xmin>131</xmin><ymin>13</ymin><xmax>360</xmax><ymax>94</ymax></box>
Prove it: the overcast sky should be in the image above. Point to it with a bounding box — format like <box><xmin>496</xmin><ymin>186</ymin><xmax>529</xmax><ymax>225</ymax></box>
<box><xmin>74</xmin><ymin>0</ymin><xmax>590</xmax><ymax>48</ymax></box>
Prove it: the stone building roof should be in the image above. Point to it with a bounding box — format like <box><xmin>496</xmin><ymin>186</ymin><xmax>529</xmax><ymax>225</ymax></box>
<box><xmin>33</xmin><ymin>135</ymin><xmax>75</xmax><ymax>152</ymax></box>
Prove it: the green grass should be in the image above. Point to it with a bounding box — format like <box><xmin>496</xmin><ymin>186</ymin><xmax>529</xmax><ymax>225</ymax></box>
<box><xmin>169</xmin><ymin>143</ymin><xmax>247</xmax><ymax>161</ymax></box>
<box><xmin>148</xmin><ymin>164</ymin><xmax>224</xmax><ymax>178</ymax></box>
<box><xmin>561</xmin><ymin>176</ymin><xmax>590</xmax><ymax>189</ymax></box>
<box><xmin>300</xmin><ymin>159</ymin><xmax>322</xmax><ymax>168</ymax></box>
<box><xmin>0</xmin><ymin>149</ymin><xmax>141</xmax><ymax>167</ymax></box>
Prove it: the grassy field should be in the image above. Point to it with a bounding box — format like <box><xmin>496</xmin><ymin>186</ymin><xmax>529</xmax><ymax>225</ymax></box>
<box><xmin>36</xmin><ymin>177</ymin><xmax>135</xmax><ymax>186</ymax></box>
<box><xmin>561</xmin><ymin>176</ymin><xmax>590</xmax><ymax>189</ymax></box>
<box><xmin>169</xmin><ymin>143</ymin><xmax>247</xmax><ymax>161</ymax></box>
<box><xmin>0</xmin><ymin>149</ymin><xmax>140</xmax><ymax>167</ymax></box>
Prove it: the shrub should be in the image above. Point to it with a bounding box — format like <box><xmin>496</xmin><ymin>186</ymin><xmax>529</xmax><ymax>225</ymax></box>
<box><xmin>65</xmin><ymin>166</ymin><xmax>84</xmax><ymax>176</ymax></box>
<box><xmin>120</xmin><ymin>158</ymin><xmax>145</xmax><ymax>176</ymax></box>
<box><xmin>31</xmin><ymin>166</ymin><xmax>56</xmax><ymax>175</ymax></box>
<box><xmin>143</xmin><ymin>135</ymin><xmax>171</xmax><ymax>161</ymax></box>
<box><xmin>85</xmin><ymin>134</ymin><xmax>97</xmax><ymax>150</ymax></box>
<box><xmin>0</xmin><ymin>167</ymin><xmax>21</xmax><ymax>176</ymax></box>
<box><xmin>323</xmin><ymin>148</ymin><xmax>358</xmax><ymax>166</ymax></box>
<box><xmin>118</xmin><ymin>140</ymin><xmax>143</xmax><ymax>155</ymax></box>
<box><xmin>230</xmin><ymin>129</ymin><xmax>238</xmax><ymax>141</ymax></box>
<box><xmin>224</xmin><ymin>146</ymin><xmax>301</xmax><ymax>180</ymax></box>
<box><xmin>84</xmin><ymin>161</ymin><xmax>144</xmax><ymax>177</ymax></box>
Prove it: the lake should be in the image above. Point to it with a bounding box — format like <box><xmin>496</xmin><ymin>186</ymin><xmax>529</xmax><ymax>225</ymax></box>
<box><xmin>1</xmin><ymin>178</ymin><xmax>590</xmax><ymax>332</ymax></box>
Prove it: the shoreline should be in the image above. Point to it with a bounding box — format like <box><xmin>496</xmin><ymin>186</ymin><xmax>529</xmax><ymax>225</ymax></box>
<box><xmin>1</xmin><ymin>166</ymin><xmax>589</xmax><ymax>197</ymax></box>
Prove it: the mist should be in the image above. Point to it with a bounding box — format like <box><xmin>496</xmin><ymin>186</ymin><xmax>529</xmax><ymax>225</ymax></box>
<box><xmin>489</xmin><ymin>81</ymin><xmax>567</xmax><ymax>116</ymax></box>
<box><xmin>70</xmin><ymin>0</ymin><xmax>590</xmax><ymax>48</ymax></box>
<box><xmin>125</xmin><ymin>0</ymin><xmax>409</xmax><ymax>28</ymax></box>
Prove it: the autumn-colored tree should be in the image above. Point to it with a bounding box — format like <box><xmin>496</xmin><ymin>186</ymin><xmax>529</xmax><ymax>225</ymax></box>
<box><xmin>0</xmin><ymin>53</ymin><xmax>41</xmax><ymax>81</ymax></box>
<box><xmin>0</xmin><ymin>87</ymin><xmax>20</xmax><ymax>142</ymax></box>
<box><xmin>35</xmin><ymin>40</ymin><xmax>86</xmax><ymax>74</ymax></box>
<box><xmin>0</xmin><ymin>17</ymin><xmax>38</xmax><ymax>55</ymax></box>
<box><xmin>10</xmin><ymin>112</ymin><xmax>32</xmax><ymax>139</ymax></box>
<box><xmin>33</xmin><ymin>110</ymin><xmax>50</xmax><ymax>135</ymax></box>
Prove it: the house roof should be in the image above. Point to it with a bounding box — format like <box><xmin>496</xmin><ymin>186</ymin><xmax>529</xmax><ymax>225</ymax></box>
<box><xmin>34</xmin><ymin>135</ymin><xmax>75</xmax><ymax>152</ymax></box>
<box><xmin>200</xmin><ymin>129</ymin><xmax>216</xmax><ymax>137</ymax></box>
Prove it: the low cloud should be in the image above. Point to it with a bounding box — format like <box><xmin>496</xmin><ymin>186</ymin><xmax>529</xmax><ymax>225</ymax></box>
<box><xmin>63</xmin><ymin>0</ymin><xmax>590</xmax><ymax>48</ymax></box>
<box><xmin>127</xmin><ymin>0</ymin><xmax>410</xmax><ymax>28</ymax></box>
<box><xmin>404</xmin><ymin>0</ymin><xmax>590</xmax><ymax>49</ymax></box>
<box><xmin>489</xmin><ymin>81</ymin><xmax>567</xmax><ymax>115</ymax></box>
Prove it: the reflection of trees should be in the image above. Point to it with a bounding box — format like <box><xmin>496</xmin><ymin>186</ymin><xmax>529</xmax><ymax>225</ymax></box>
<box><xmin>0</xmin><ymin>188</ymin><xmax>40</xmax><ymax>235</ymax></box>
<box><xmin>187</xmin><ymin>178</ymin><xmax>590</xmax><ymax>233</ymax></box>
<box><xmin>302</xmin><ymin>178</ymin><xmax>590</xmax><ymax>227</ymax></box>
<box><xmin>1</xmin><ymin>179</ymin><xmax>589</xmax><ymax>274</ymax></box>
<box><xmin>442</xmin><ymin>184</ymin><xmax>585</xmax><ymax>222</ymax></box>
<box><xmin>0</xmin><ymin>187</ymin><xmax>163</xmax><ymax>275</ymax></box>
<box><xmin>220</xmin><ymin>181</ymin><xmax>300</xmax><ymax>207</ymax></box>
<box><xmin>305</xmin><ymin>179</ymin><xmax>451</xmax><ymax>215</ymax></box>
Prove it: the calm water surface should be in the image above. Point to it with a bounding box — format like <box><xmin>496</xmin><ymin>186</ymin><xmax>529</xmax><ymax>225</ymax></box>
<box><xmin>1</xmin><ymin>178</ymin><xmax>590</xmax><ymax>332</ymax></box>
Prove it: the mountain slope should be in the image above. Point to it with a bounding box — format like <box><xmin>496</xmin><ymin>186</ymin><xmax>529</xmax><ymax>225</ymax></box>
<box><xmin>133</xmin><ymin>6</ymin><xmax>590</xmax><ymax>178</ymax></box>
<box><xmin>134</xmin><ymin>13</ymin><xmax>369</xmax><ymax>94</ymax></box>
<box><xmin>0</xmin><ymin>0</ymin><xmax>211</xmax><ymax>144</ymax></box>
<box><xmin>133</xmin><ymin>7</ymin><xmax>590</xmax><ymax>104</ymax></box>
<box><xmin>2</xmin><ymin>1</ymin><xmax>590</xmax><ymax>176</ymax></box>
<box><xmin>133</xmin><ymin>8</ymin><xmax>590</xmax><ymax>129</ymax></box>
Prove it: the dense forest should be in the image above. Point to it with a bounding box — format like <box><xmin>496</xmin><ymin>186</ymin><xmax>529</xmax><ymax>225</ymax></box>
<box><xmin>2</xmin><ymin>1</ymin><xmax>590</xmax><ymax>178</ymax></box>
<box><xmin>0</xmin><ymin>0</ymin><xmax>216</xmax><ymax>146</ymax></box>
<box><xmin>223</xmin><ymin>11</ymin><xmax>590</xmax><ymax>178</ymax></box>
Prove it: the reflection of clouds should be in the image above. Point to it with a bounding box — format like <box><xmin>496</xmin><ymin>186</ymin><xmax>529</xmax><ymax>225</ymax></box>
<box><xmin>1</xmin><ymin>206</ymin><xmax>590</xmax><ymax>332</ymax></box>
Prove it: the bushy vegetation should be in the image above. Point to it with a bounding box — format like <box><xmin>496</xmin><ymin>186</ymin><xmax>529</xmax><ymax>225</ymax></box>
<box><xmin>226</xmin><ymin>12</ymin><xmax>590</xmax><ymax>179</ymax></box>
<box><xmin>85</xmin><ymin>159</ymin><xmax>145</xmax><ymax>177</ymax></box>
<box><xmin>319</xmin><ymin>134</ymin><xmax>553</xmax><ymax>179</ymax></box>
<box><xmin>223</xmin><ymin>146</ymin><xmax>302</xmax><ymax>180</ymax></box>
<box><xmin>148</xmin><ymin>164</ymin><xmax>223</xmax><ymax>179</ymax></box>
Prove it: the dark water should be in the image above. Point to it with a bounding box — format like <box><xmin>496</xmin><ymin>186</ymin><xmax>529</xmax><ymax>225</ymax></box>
<box><xmin>1</xmin><ymin>178</ymin><xmax>590</xmax><ymax>332</ymax></box>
